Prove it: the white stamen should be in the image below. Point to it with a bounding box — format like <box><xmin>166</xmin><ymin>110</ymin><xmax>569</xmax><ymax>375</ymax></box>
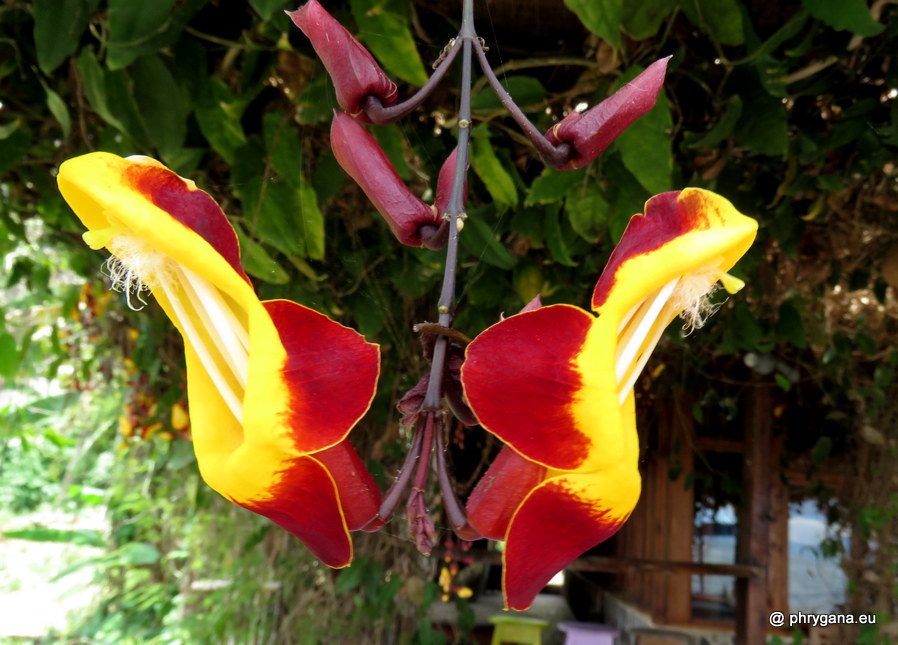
<box><xmin>175</xmin><ymin>264</ymin><xmax>249</xmax><ymax>387</ymax></box>
<box><xmin>615</xmin><ymin>278</ymin><xmax>678</xmax><ymax>385</ymax></box>
<box><xmin>157</xmin><ymin>277</ymin><xmax>244</xmax><ymax>424</ymax></box>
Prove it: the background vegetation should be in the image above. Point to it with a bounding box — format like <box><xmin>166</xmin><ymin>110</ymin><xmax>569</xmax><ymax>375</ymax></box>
<box><xmin>0</xmin><ymin>0</ymin><xmax>896</xmax><ymax>642</ymax></box>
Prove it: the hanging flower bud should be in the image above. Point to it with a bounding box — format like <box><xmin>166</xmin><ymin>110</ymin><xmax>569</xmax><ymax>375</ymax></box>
<box><xmin>330</xmin><ymin>111</ymin><xmax>443</xmax><ymax>248</ymax></box>
<box><xmin>288</xmin><ymin>0</ymin><xmax>397</xmax><ymax>122</ymax></box>
<box><xmin>546</xmin><ymin>56</ymin><xmax>670</xmax><ymax>170</ymax></box>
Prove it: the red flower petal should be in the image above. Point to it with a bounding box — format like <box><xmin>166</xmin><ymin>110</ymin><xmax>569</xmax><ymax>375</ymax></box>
<box><xmin>466</xmin><ymin>445</ymin><xmax>546</xmax><ymax>540</ymax></box>
<box><xmin>314</xmin><ymin>439</ymin><xmax>381</xmax><ymax>531</ymax></box>
<box><xmin>264</xmin><ymin>299</ymin><xmax>379</xmax><ymax>454</ymax></box>
<box><xmin>122</xmin><ymin>161</ymin><xmax>250</xmax><ymax>285</ymax></box>
<box><xmin>330</xmin><ymin>111</ymin><xmax>440</xmax><ymax>247</ymax></box>
<box><xmin>239</xmin><ymin>455</ymin><xmax>353</xmax><ymax>567</ymax></box>
<box><xmin>502</xmin><ymin>469</ymin><xmax>640</xmax><ymax>610</ymax></box>
<box><xmin>545</xmin><ymin>57</ymin><xmax>669</xmax><ymax>170</ymax></box>
<box><xmin>460</xmin><ymin>305</ymin><xmax>597</xmax><ymax>471</ymax></box>
<box><xmin>288</xmin><ymin>0</ymin><xmax>397</xmax><ymax>122</ymax></box>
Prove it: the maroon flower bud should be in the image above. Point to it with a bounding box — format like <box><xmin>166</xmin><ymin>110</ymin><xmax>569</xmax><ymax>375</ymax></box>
<box><xmin>287</xmin><ymin>0</ymin><xmax>397</xmax><ymax>122</ymax></box>
<box><xmin>330</xmin><ymin>111</ymin><xmax>441</xmax><ymax>247</ymax></box>
<box><xmin>546</xmin><ymin>56</ymin><xmax>670</xmax><ymax>170</ymax></box>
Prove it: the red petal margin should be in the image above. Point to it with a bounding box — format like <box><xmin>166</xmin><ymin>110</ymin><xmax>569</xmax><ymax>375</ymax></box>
<box><xmin>123</xmin><ymin>162</ymin><xmax>250</xmax><ymax>285</ymax></box>
<box><xmin>330</xmin><ymin>111</ymin><xmax>440</xmax><ymax>247</ymax></box>
<box><xmin>315</xmin><ymin>439</ymin><xmax>381</xmax><ymax>531</ymax></box>
<box><xmin>545</xmin><ymin>57</ymin><xmax>669</xmax><ymax>171</ymax></box>
<box><xmin>466</xmin><ymin>445</ymin><xmax>546</xmax><ymax>540</ymax></box>
<box><xmin>460</xmin><ymin>305</ymin><xmax>594</xmax><ymax>471</ymax></box>
<box><xmin>264</xmin><ymin>299</ymin><xmax>379</xmax><ymax>454</ymax></box>
<box><xmin>240</xmin><ymin>455</ymin><xmax>353</xmax><ymax>567</ymax></box>
<box><xmin>502</xmin><ymin>472</ymin><xmax>638</xmax><ymax>610</ymax></box>
<box><xmin>288</xmin><ymin>0</ymin><xmax>397</xmax><ymax>122</ymax></box>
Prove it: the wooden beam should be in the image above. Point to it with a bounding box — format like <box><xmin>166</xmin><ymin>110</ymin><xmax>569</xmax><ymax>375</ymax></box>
<box><xmin>735</xmin><ymin>384</ymin><xmax>773</xmax><ymax>645</ymax></box>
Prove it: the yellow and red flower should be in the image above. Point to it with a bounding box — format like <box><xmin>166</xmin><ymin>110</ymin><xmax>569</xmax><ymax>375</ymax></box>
<box><xmin>461</xmin><ymin>188</ymin><xmax>758</xmax><ymax>609</ymax></box>
<box><xmin>58</xmin><ymin>152</ymin><xmax>381</xmax><ymax>568</ymax></box>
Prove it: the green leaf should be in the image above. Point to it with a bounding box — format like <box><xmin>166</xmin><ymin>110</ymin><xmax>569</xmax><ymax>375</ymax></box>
<box><xmin>0</xmin><ymin>128</ymin><xmax>32</xmax><ymax>175</ymax></box>
<box><xmin>195</xmin><ymin>79</ymin><xmax>247</xmax><ymax>164</ymax></box>
<box><xmin>688</xmin><ymin>96</ymin><xmax>743</xmax><ymax>149</ymax></box>
<box><xmin>614</xmin><ymin>66</ymin><xmax>673</xmax><ymax>194</ymax></box>
<box><xmin>2</xmin><ymin>527</ymin><xmax>105</xmax><ymax>548</ymax></box>
<box><xmin>564</xmin><ymin>182</ymin><xmax>610</xmax><ymax>243</ymax></box>
<box><xmin>564</xmin><ymin>0</ymin><xmax>622</xmax><ymax>45</ymax></box>
<box><xmin>681</xmin><ymin>0</ymin><xmax>745</xmax><ymax>46</ymax></box>
<box><xmin>621</xmin><ymin>0</ymin><xmax>677</xmax><ymax>40</ymax></box>
<box><xmin>297</xmin><ymin>179</ymin><xmax>325</xmax><ymax>260</ymax></box>
<box><xmin>106</xmin><ymin>0</ymin><xmax>206</xmax><ymax>70</ymax></box>
<box><xmin>802</xmin><ymin>0</ymin><xmax>884</xmax><ymax>36</ymax></box>
<box><xmin>249</xmin><ymin>0</ymin><xmax>288</xmax><ymax>20</ymax></box>
<box><xmin>76</xmin><ymin>49</ymin><xmax>148</xmax><ymax>147</ymax></box>
<box><xmin>350</xmin><ymin>0</ymin><xmax>428</xmax><ymax>86</ymax></box>
<box><xmin>296</xmin><ymin>70</ymin><xmax>338</xmax><ymax>125</ymax></box>
<box><xmin>544</xmin><ymin>205</ymin><xmax>578</xmax><ymax>267</ymax></box>
<box><xmin>131</xmin><ymin>55</ymin><xmax>188</xmax><ymax>162</ymax></box>
<box><xmin>777</xmin><ymin>300</ymin><xmax>807</xmax><ymax>349</ymax></box>
<box><xmin>470</xmin><ymin>133</ymin><xmax>517</xmax><ymax>209</ymax></box>
<box><xmin>117</xmin><ymin>541</ymin><xmax>161</xmax><ymax>566</ymax></box>
<box><xmin>33</xmin><ymin>0</ymin><xmax>99</xmax><ymax>74</ymax></box>
<box><xmin>461</xmin><ymin>216</ymin><xmax>515</xmax><ymax>270</ymax></box>
<box><xmin>0</xmin><ymin>332</ymin><xmax>17</xmax><ymax>379</ymax></box>
<box><xmin>811</xmin><ymin>436</ymin><xmax>832</xmax><ymax>465</ymax></box>
<box><xmin>735</xmin><ymin>89</ymin><xmax>788</xmax><ymax>156</ymax></box>
<box><xmin>235</xmin><ymin>226</ymin><xmax>290</xmax><ymax>285</ymax></box>
<box><xmin>43</xmin><ymin>85</ymin><xmax>72</xmax><ymax>139</ymax></box>
<box><xmin>472</xmin><ymin>76</ymin><xmax>547</xmax><ymax>115</ymax></box>
<box><xmin>373</xmin><ymin>126</ymin><xmax>410</xmax><ymax>181</ymax></box>
<box><xmin>525</xmin><ymin>167</ymin><xmax>583</xmax><ymax>205</ymax></box>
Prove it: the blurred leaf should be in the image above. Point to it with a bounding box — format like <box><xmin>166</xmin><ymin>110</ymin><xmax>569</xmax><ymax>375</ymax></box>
<box><xmin>811</xmin><ymin>436</ymin><xmax>832</xmax><ymax>465</ymax></box>
<box><xmin>689</xmin><ymin>96</ymin><xmax>742</xmax><ymax>149</ymax></box>
<box><xmin>461</xmin><ymin>216</ymin><xmax>514</xmax><ymax>270</ymax></box>
<box><xmin>350</xmin><ymin>0</ymin><xmax>428</xmax><ymax>86</ymax></box>
<box><xmin>296</xmin><ymin>70</ymin><xmax>339</xmax><ymax>125</ymax></box>
<box><xmin>76</xmin><ymin>49</ymin><xmax>148</xmax><ymax>147</ymax></box>
<box><xmin>3</xmin><ymin>527</ymin><xmax>105</xmax><ymax>548</ymax></box>
<box><xmin>513</xmin><ymin>262</ymin><xmax>543</xmax><ymax>304</ymax></box>
<box><xmin>235</xmin><ymin>226</ymin><xmax>290</xmax><ymax>285</ymax></box>
<box><xmin>106</xmin><ymin>0</ymin><xmax>206</xmax><ymax>70</ymax></box>
<box><xmin>0</xmin><ymin>332</ymin><xmax>17</xmax><ymax>379</ymax></box>
<box><xmin>777</xmin><ymin>300</ymin><xmax>807</xmax><ymax>349</ymax></box>
<box><xmin>802</xmin><ymin>0</ymin><xmax>884</xmax><ymax>36</ymax></box>
<box><xmin>544</xmin><ymin>205</ymin><xmax>577</xmax><ymax>267</ymax></box>
<box><xmin>33</xmin><ymin>0</ymin><xmax>100</xmax><ymax>73</ymax></box>
<box><xmin>565</xmin><ymin>0</ymin><xmax>622</xmax><ymax>45</ymax></box>
<box><xmin>250</xmin><ymin>0</ymin><xmax>289</xmax><ymax>20</ymax></box>
<box><xmin>117</xmin><ymin>541</ymin><xmax>162</xmax><ymax>566</ymax></box>
<box><xmin>0</xmin><ymin>128</ymin><xmax>32</xmax><ymax>175</ymax></box>
<box><xmin>622</xmin><ymin>0</ymin><xmax>676</xmax><ymax>40</ymax></box>
<box><xmin>614</xmin><ymin>66</ymin><xmax>672</xmax><ymax>194</ymax></box>
<box><xmin>43</xmin><ymin>84</ymin><xmax>72</xmax><ymax>139</ymax></box>
<box><xmin>373</xmin><ymin>126</ymin><xmax>410</xmax><ymax>181</ymax></box>
<box><xmin>565</xmin><ymin>182</ymin><xmax>610</xmax><ymax>243</ymax></box>
<box><xmin>470</xmin><ymin>133</ymin><xmax>517</xmax><ymax>209</ymax></box>
<box><xmin>681</xmin><ymin>0</ymin><xmax>745</xmax><ymax>45</ymax></box>
<box><xmin>472</xmin><ymin>76</ymin><xmax>547</xmax><ymax>115</ymax></box>
<box><xmin>195</xmin><ymin>78</ymin><xmax>247</xmax><ymax>164</ymax></box>
<box><xmin>131</xmin><ymin>54</ymin><xmax>188</xmax><ymax>162</ymax></box>
<box><xmin>525</xmin><ymin>167</ymin><xmax>583</xmax><ymax>205</ymax></box>
<box><xmin>735</xmin><ymin>89</ymin><xmax>788</xmax><ymax>156</ymax></box>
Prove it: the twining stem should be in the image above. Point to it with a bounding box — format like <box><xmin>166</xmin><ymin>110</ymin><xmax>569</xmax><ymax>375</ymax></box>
<box><xmin>473</xmin><ymin>38</ymin><xmax>573</xmax><ymax>168</ymax></box>
<box><xmin>363</xmin><ymin>38</ymin><xmax>463</xmax><ymax>126</ymax></box>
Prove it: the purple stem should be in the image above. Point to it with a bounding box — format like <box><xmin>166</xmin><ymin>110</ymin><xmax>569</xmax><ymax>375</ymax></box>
<box><xmin>472</xmin><ymin>38</ymin><xmax>574</xmax><ymax>168</ymax></box>
<box><xmin>363</xmin><ymin>38</ymin><xmax>463</xmax><ymax>125</ymax></box>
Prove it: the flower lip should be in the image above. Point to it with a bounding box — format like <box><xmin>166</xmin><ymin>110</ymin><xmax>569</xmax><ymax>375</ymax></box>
<box><xmin>591</xmin><ymin>188</ymin><xmax>758</xmax><ymax>314</ymax></box>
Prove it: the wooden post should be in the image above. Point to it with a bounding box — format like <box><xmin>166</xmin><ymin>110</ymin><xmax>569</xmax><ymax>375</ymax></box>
<box><xmin>735</xmin><ymin>384</ymin><xmax>773</xmax><ymax>645</ymax></box>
